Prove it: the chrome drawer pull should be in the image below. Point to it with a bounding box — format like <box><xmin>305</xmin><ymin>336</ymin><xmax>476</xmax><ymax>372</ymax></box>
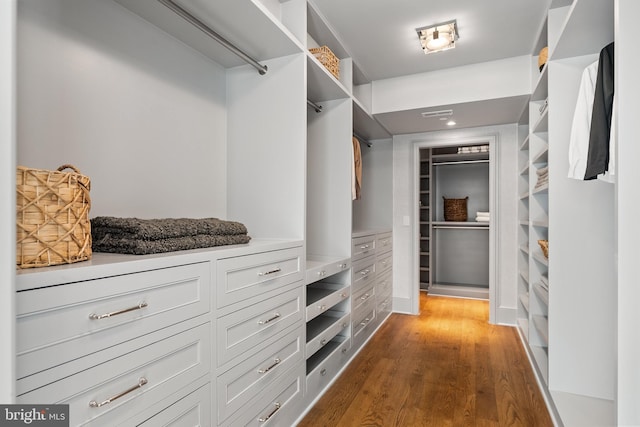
<box><xmin>89</xmin><ymin>377</ymin><xmax>147</xmax><ymax>408</ymax></box>
<box><xmin>320</xmin><ymin>339</ymin><xmax>327</xmax><ymax>346</ymax></box>
<box><xmin>258</xmin><ymin>267</ymin><xmax>281</xmax><ymax>276</ymax></box>
<box><xmin>341</xmin><ymin>347</ymin><xmax>347</xmax><ymax>354</ymax></box>
<box><xmin>360</xmin><ymin>317</ymin><xmax>371</xmax><ymax>326</ymax></box>
<box><xmin>89</xmin><ymin>302</ymin><xmax>148</xmax><ymax>320</ymax></box>
<box><xmin>360</xmin><ymin>244</ymin><xmax>369</xmax><ymax>249</ymax></box>
<box><xmin>318</xmin><ymin>270</ymin><xmax>326</xmax><ymax>277</ymax></box>
<box><xmin>341</xmin><ymin>292</ymin><xmax>348</xmax><ymax>298</ymax></box>
<box><xmin>258</xmin><ymin>358</ymin><xmax>281</xmax><ymax>374</ymax></box>
<box><xmin>342</xmin><ymin>322</ymin><xmax>348</xmax><ymax>329</ymax></box>
<box><xmin>360</xmin><ymin>269</ymin><xmax>370</xmax><ymax>276</ymax></box>
<box><xmin>320</xmin><ymin>369</ymin><xmax>327</xmax><ymax>376</ymax></box>
<box><xmin>318</xmin><ymin>304</ymin><xmax>326</xmax><ymax>311</ymax></box>
<box><xmin>258</xmin><ymin>312</ymin><xmax>281</xmax><ymax>325</ymax></box>
<box><xmin>258</xmin><ymin>402</ymin><xmax>281</xmax><ymax>423</ymax></box>
<box><xmin>339</xmin><ymin>263</ymin><xmax>347</xmax><ymax>269</ymax></box>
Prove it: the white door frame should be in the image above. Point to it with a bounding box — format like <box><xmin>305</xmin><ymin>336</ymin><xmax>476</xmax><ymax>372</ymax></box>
<box><xmin>410</xmin><ymin>134</ymin><xmax>499</xmax><ymax>323</ymax></box>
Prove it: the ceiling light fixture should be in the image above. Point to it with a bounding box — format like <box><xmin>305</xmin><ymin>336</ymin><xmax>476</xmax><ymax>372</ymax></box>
<box><xmin>421</xmin><ymin>109</ymin><xmax>453</xmax><ymax>118</ymax></box>
<box><xmin>446</xmin><ymin>120</ymin><xmax>457</xmax><ymax>126</ymax></box>
<box><xmin>416</xmin><ymin>20</ymin><xmax>458</xmax><ymax>54</ymax></box>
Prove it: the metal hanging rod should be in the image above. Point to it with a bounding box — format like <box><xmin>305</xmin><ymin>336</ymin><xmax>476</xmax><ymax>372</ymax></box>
<box><xmin>353</xmin><ymin>132</ymin><xmax>372</xmax><ymax>148</ymax></box>
<box><xmin>158</xmin><ymin>0</ymin><xmax>268</xmax><ymax>75</ymax></box>
<box><xmin>307</xmin><ymin>99</ymin><xmax>323</xmax><ymax>113</ymax></box>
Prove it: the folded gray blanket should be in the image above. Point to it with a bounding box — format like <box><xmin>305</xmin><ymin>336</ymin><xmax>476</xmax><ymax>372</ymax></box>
<box><xmin>91</xmin><ymin>217</ymin><xmax>248</xmax><ymax>240</ymax></box>
<box><xmin>91</xmin><ymin>217</ymin><xmax>251</xmax><ymax>255</ymax></box>
<box><xmin>93</xmin><ymin>234</ymin><xmax>251</xmax><ymax>255</ymax></box>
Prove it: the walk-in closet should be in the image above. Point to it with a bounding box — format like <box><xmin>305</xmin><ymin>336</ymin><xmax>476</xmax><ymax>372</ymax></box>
<box><xmin>419</xmin><ymin>144</ymin><xmax>491</xmax><ymax>300</ymax></box>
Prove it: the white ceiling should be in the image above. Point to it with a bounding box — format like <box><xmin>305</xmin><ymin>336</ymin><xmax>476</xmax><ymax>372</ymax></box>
<box><xmin>310</xmin><ymin>0</ymin><xmax>551</xmax><ymax>136</ymax></box>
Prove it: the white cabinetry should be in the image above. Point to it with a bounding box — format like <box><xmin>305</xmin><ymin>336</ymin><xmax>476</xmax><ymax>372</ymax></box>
<box><xmin>16</xmin><ymin>258</ymin><xmax>214</xmax><ymax>426</ymax></box>
<box><xmin>517</xmin><ymin>1</ymin><xmax>615</xmax><ymax>424</ymax></box>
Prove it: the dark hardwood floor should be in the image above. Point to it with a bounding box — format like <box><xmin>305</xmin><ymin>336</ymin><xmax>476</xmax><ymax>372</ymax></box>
<box><xmin>298</xmin><ymin>292</ymin><xmax>553</xmax><ymax>427</ymax></box>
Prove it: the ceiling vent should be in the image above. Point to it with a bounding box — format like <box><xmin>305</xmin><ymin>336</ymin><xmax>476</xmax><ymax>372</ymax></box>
<box><xmin>421</xmin><ymin>109</ymin><xmax>453</xmax><ymax>119</ymax></box>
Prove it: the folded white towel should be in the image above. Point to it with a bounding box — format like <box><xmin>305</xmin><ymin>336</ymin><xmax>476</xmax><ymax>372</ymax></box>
<box><xmin>476</xmin><ymin>211</ymin><xmax>490</xmax><ymax>216</ymax></box>
<box><xmin>475</xmin><ymin>216</ymin><xmax>490</xmax><ymax>222</ymax></box>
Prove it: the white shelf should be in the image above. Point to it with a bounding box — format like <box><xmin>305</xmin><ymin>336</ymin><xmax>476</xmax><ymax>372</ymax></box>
<box><xmin>519</xmin><ymin>135</ymin><xmax>530</xmax><ymax>150</ymax></box>
<box><xmin>532</xmin><ymin>146</ymin><xmax>549</xmax><ymax>165</ymax></box>
<box><xmin>532</xmin><ymin>108</ymin><xmax>549</xmax><ymax>133</ymax></box>
<box><xmin>533</xmin><ymin>182</ymin><xmax>549</xmax><ymax>194</ymax></box>
<box><xmin>533</xmin><ymin>282</ymin><xmax>549</xmax><ymax>306</ymax></box>
<box><xmin>531</xmin><ymin>217</ymin><xmax>549</xmax><ymax>228</ymax></box>
<box><xmin>519</xmin><ymin>269</ymin><xmax>529</xmax><ymax>285</ymax></box>
<box><xmin>432</xmin><ymin>221</ymin><xmax>489</xmax><ymax>228</ymax></box>
<box><xmin>532</xmin><ymin>251</ymin><xmax>549</xmax><ymax>267</ymax></box>
<box><xmin>520</xmin><ymin>293</ymin><xmax>530</xmax><ymax>314</ymax></box>
<box><xmin>551</xmin><ymin>0</ymin><xmax>614</xmax><ymax>60</ymax></box>
<box><xmin>519</xmin><ymin>163</ymin><xmax>530</xmax><ymax>176</ymax></box>
<box><xmin>431</xmin><ymin>152</ymin><xmax>489</xmax><ymax>164</ymax></box>
<box><xmin>114</xmin><ymin>0</ymin><xmax>304</xmax><ymax>69</ymax></box>
<box><xmin>519</xmin><ymin>190</ymin><xmax>530</xmax><ymax>200</ymax></box>
<box><xmin>533</xmin><ymin>315</ymin><xmax>549</xmax><ymax>346</ymax></box>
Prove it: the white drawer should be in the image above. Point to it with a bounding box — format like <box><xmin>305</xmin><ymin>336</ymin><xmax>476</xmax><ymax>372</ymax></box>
<box><xmin>216</xmin><ymin>326</ymin><xmax>303</xmax><ymax>424</ymax></box>
<box><xmin>351</xmin><ymin>255</ymin><xmax>376</xmax><ymax>294</ymax></box>
<box><xmin>377</xmin><ymin>293</ymin><xmax>393</xmax><ymax>320</ymax></box>
<box><xmin>306</xmin><ymin>336</ymin><xmax>351</xmax><ymax>401</ymax></box>
<box><xmin>138</xmin><ymin>382</ymin><xmax>211</xmax><ymax>427</ymax></box>
<box><xmin>351</xmin><ymin>235</ymin><xmax>376</xmax><ymax>261</ymax></box>
<box><xmin>375</xmin><ymin>252</ymin><xmax>392</xmax><ymax>275</ymax></box>
<box><xmin>18</xmin><ymin>322</ymin><xmax>211</xmax><ymax>427</ymax></box>
<box><xmin>16</xmin><ymin>262</ymin><xmax>210</xmax><ymax>380</ymax></box>
<box><xmin>217</xmin><ymin>287</ymin><xmax>303</xmax><ymax>367</ymax></box>
<box><xmin>376</xmin><ymin>269</ymin><xmax>392</xmax><ymax>296</ymax></box>
<box><xmin>352</xmin><ymin>283</ymin><xmax>375</xmax><ymax>314</ymax></box>
<box><xmin>221</xmin><ymin>363</ymin><xmax>304</xmax><ymax>427</ymax></box>
<box><xmin>305</xmin><ymin>257</ymin><xmax>350</xmax><ymax>285</ymax></box>
<box><xmin>217</xmin><ymin>247</ymin><xmax>303</xmax><ymax>309</ymax></box>
<box><xmin>376</xmin><ymin>232</ymin><xmax>392</xmax><ymax>255</ymax></box>
<box><xmin>306</xmin><ymin>281</ymin><xmax>350</xmax><ymax>321</ymax></box>
<box><xmin>306</xmin><ymin>310</ymin><xmax>350</xmax><ymax>358</ymax></box>
<box><xmin>353</xmin><ymin>306</ymin><xmax>376</xmax><ymax>339</ymax></box>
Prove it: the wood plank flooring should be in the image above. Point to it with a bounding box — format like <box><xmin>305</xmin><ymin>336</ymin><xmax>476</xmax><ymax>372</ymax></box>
<box><xmin>298</xmin><ymin>292</ymin><xmax>553</xmax><ymax>427</ymax></box>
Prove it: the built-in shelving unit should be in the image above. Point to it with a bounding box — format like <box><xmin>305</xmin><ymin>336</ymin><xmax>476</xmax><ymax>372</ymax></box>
<box><xmin>418</xmin><ymin>150</ymin><xmax>431</xmax><ymax>291</ymax></box>
<box><xmin>425</xmin><ymin>145</ymin><xmax>491</xmax><ymax>300</ymax></box>
<box><xmin>517</xmin><ymin>1</ymin><xmax>616</xmax><ymax>425</ymax></box>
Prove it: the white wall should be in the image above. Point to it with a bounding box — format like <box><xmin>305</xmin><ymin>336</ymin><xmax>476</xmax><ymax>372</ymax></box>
<box><xmin>352</xmin><ymin>138</ymin><xmax>393</xmax><ymax>231</ymax></box>
<box><xmin>392</xmin><ymin>124</ymin><xmax>519</xmax><ymax>324</ymax></box>
<box><xmin>0</xmin><ymin>0</ymin><xmax>16</xmax><ymax>404</ymax></box>
<box><xmin>17</xmin><ymin>0</ymin><xmax>227</xmax><ymax>219</ymax></box>
<box><xmin>372</xmin><ymin>56</ymin><xmax>531</xmax><ymax>114</ymax></box>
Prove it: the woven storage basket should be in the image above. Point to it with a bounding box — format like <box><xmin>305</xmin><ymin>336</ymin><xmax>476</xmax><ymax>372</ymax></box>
<box><xmin>16</xmin><ymin>164</ymin><xmax>92</xmax><ymax>268</ymax></box>
<box><xmin>443</xmin><ymin>196</ymin><xmax>468</xmax><ymax>222</ymax></box>
<box><xmin>309</xmin><ymin>45</ymin><xmax>340</xmax><ymax>79</ymax></box>
<box><xmin>538</xmin><ymin>46</ymin><xmax>548</xmax><ymax>71</ymax></box>
<box><xmin>538</xmin><ymin>239</ymin><xmax>549</xmax><ymax>258</ymax></box>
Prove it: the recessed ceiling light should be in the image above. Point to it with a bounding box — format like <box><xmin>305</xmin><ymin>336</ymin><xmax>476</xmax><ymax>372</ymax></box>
<box><xmin>416</xmin><ymin>20</ymin><xmax>458</xmax><ymax>54</ymax></box>
<box><xmin>446</xmin><ymin>120</ymin><xmax>457</xmax><ymax>126</ymax></box>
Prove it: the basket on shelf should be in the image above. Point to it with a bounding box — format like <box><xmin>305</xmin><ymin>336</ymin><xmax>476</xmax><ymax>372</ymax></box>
<box><xmin>538</xmin><ymin>46</ymin><xmax>548</xmax><ymax>72</ymax></box>
<box><xmin>538</xmin><ymin>239</ymin><xmax>549</xmax><ymax>258</ymax></box>
<box><xmin>309</xmin><ymin>45</ymin><xmax>340</xmax><ymax>79</ymax></box>
<box><xmin>443</xmin><ymin>196</ymin><xmax>468</xmax><ymax>222</ymax></box>
<box><xmin>16</xmin><ymin>164</ymin><xmax>92</xmax><ymax>268</ymax></box>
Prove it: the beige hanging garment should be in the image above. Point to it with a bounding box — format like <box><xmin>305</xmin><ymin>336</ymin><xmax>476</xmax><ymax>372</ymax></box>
<box><xmin>352</xmin><ymin>136</ymin><xmax>362</xmax><ymax>200</ymax></box>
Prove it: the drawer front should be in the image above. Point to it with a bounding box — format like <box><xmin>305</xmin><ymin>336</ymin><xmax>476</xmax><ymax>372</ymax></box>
<box><xmin>306</xmin><ymin>282</ymin><xmax>350</xmax><ymax>322</ymax></box>
<box><xmin>305</xmin><ymin>259</ymin><xmax>350</xmax><ymax>284</ymax></box>
<box><xmin>306</xmin><ymin>338</ymin><xmax>351</xmax><ymax>401</ymax></box>
<box><xmin>375</xmin><ymin>252</ymin><xmax>392</xmax><ymax>275</ymax></box>
<box><xmin>139</xmin><ymin>382</ymin><xmax>211</xmax><ymax>427</ymax></box>
<box><xmin>352</xmin><ymin>283</ymin><xmax>375</xmax><ymax>314</ymax></box>
<box><xmin>377</xmin><ymin>293</ymin><xmax>393</xmax><ymax>321</ymax></box>
<box><xmin>217</xmin><ymin>287</ymin><xmax>303</xmax><ymax>367</ymax></box>
<box><xmin>305</xmin><ymin>312</ymin><xmax>350</xmax><ymax>358</ymax></box>
<box><xmin>376</xmin><ymin>269</ymin><xmax>392</xmax><ymax>296</ymax></box>
<box><xmin>353</xmin><ymin>306</ymin><xmax>376</xmax><ymax>339</ymax></box>
<box><xmin>217</xmin><ymin>247</ymin><xmax>303</xmax><ymax>309</ymax></box>
<box><xmin>351</xmin><ymin>256</ymin><xmax>376</xmax><ymax>294</ymax></box>
<box><xmin>17</xmin><ymin>262</ymin><xmax>210</xmax><ymax>379</ymax></box>
<box><xmin>376</xmin><ymin>232</ymin><xmax>392</xmax><ymax>255</ymax></box>
<box><xmin>351</xmin><ymin>235</ymin><xmax>376</xmax><ymax>261</ymax></box>
<box><xmin>18</xmin><ymin>322</ymin><xmax>211</xmax><ymax>427</ymax></box>
<box><xmin>221</xmin><ymin>363</ymin><xmax>304</xmax><ymax>427</ymax></box>
<box><xmin>217</xmin><ymin>327</ymin><xmax>303</xmax><ymax>424</ymax></box>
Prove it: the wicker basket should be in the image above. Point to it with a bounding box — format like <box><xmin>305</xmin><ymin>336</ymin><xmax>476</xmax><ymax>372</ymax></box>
<box><xmin>443</xmin><ymin>196</ymin><xmax>468</xmax><ymax>222</ymax></box>
<box><xmin>16</xmin><ymin>164</ymin><xmax>92</xmax><ymax>268</ymax></box>
<box><xmin>310</xmin><ymin>45</ymin><xmax>340</xmax><ymax>79</ymax></box>
<box><xmin>538</xmin><ymin>239</ymin><xmax>549</xmax><ymax>258</ymax></box>
<box><xmin>538</xmin><ymin>46</ymin><xmax>548</xmax><ymax>71</ymax></box>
